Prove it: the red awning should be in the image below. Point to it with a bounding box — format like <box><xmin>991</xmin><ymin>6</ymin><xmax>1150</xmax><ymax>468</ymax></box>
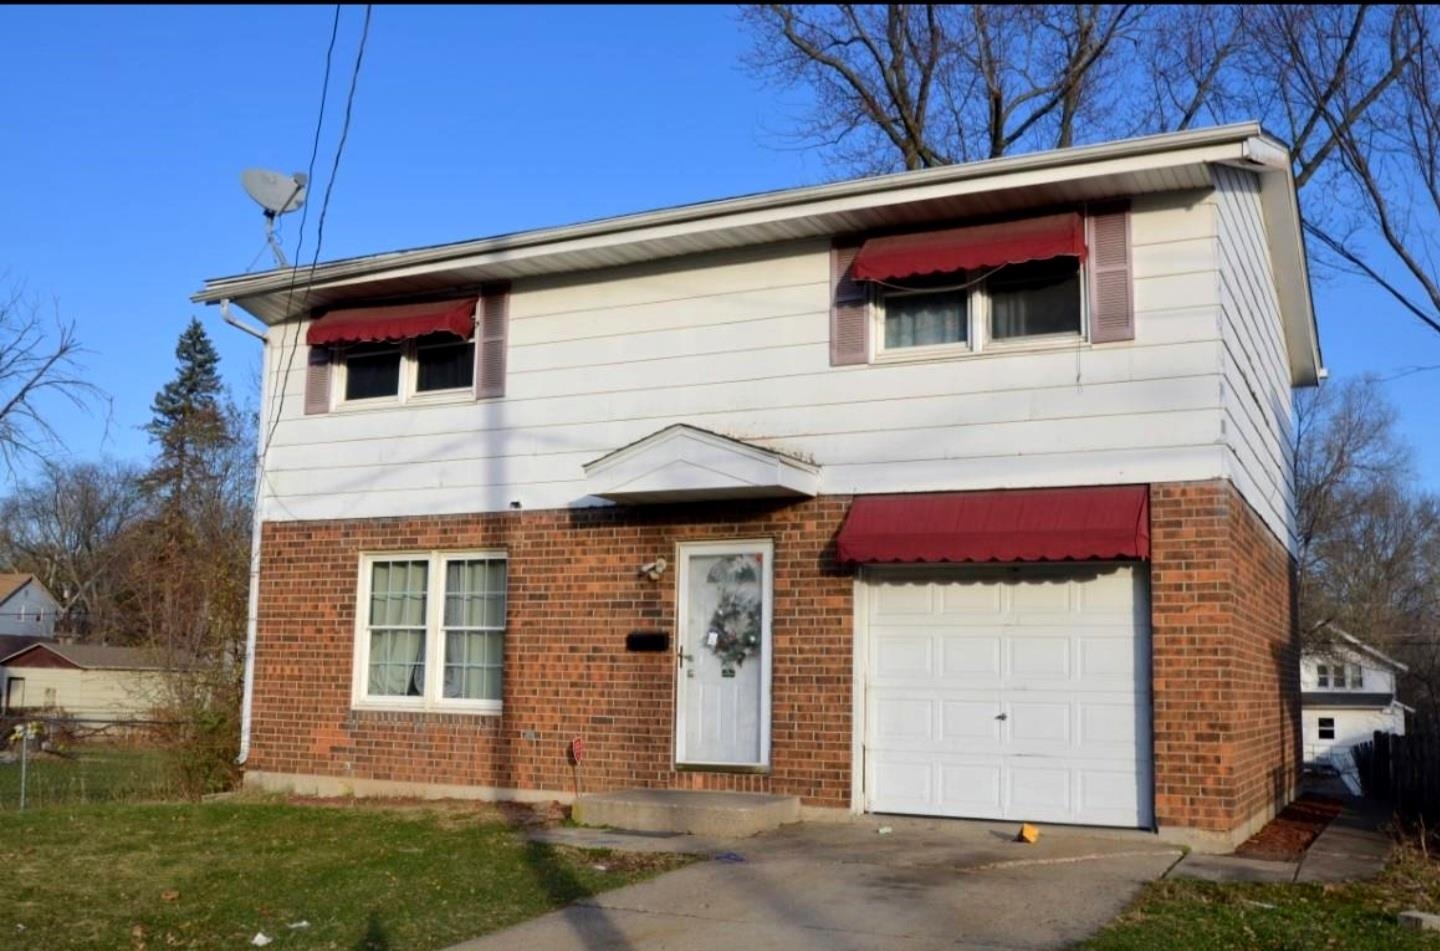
<box><xmin>836</xmin><ymin>485</ymin><xmax>1149</xmax><ymax>565</ymax></box>
<box><xmin>306</xmin><ymin>298</ymin><xmax>478</xmax><ymax>346</ymax></box>
<box><xmin>851</xmin><ymin>212</ymin><xmax>1085</xmax><ymax>283</ymax></box>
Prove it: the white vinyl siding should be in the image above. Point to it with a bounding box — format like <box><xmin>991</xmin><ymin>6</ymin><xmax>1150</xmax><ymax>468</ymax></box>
<box><xmin>1211</xmin><ymin>165</ymin><xmax>1296</xmax><ymax>549</ymax></box>
<box><xmin>251</xmin><ymin>189</ymin><xmax>1294</xmax><ymax>537</ymax></box>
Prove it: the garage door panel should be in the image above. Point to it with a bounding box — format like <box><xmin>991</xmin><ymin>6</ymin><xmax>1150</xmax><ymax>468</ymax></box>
<box><xmin>1078</xmin><ymin>637</ymin><xmax>1139</xmax><ymax>678</ymax></box>
<box><xmin>1079</xmin><ymin>702</ymin><xmax>1141</xmax><ymax>747</ymax></box>
<box><xmin>873</xmin><ymin>582</ymin><xmax>935</xmax><ymax>616</ymax></box>
<box><xmin>872</xmin><ymin>696</ymin><xmax>934</xmax><ymax>743</ymax></box>
<box><xmin>1077</xmin><ymin>770</ymin><xmax>1148</xmax><ymax>825</ymax></box>
<box><xmin>1007</xmin><ymin>701</ymin><xmax>1072</xmax><ymax>745</ymax></box>
<box><xmin>941</xmin><ymin>699</ymin><xmax>1004</xmax><ymax>742</ymax></box>
<box><xmin>865</xmin><ymin>565</ymin><xmax>1152</xmax><ymax>829</ymax></box>
<box><xmin>868</xmin><ymin>755</ymin><xmax>936</xmax><ymax>813</ymax></box>
<box><xmin>940</xmin><ymin>761</ymin><xmax>1004</xmax><ymax>815</ymax></box>
<box><xmin>873</xmin><ymin>634</ymin><xmax>934</xmax><ymax>677</ymax></box>
<box><xmin>1008</xmin><ymin>578</ymin><xmax>1074</xmax><ymax>613</ymax></box>
<box><xmin>940</xmin><ymin>636</ymin><xmax>1002</xmax><ymax>679</ymax></box>
<box><xmin>1007</xmin><ymin>765</ymin><xmax>1072</xmax><ymax>818</ymax></box>
<box><xmin>938</xmin><ymin>582</ymin><xmax>1004</xmax><ymax>616</ymax></box>
<box><xmin>1009</xmin><ymin>636</ymin><xmax>1071</xmax><ymax>678</ymax></box>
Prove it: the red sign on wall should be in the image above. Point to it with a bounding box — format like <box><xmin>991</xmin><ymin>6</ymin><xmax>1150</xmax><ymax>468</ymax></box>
<box><xmin>570</xmin><ymin>736</ymin><xmax>585</xmax><ymax>764</ymax></box>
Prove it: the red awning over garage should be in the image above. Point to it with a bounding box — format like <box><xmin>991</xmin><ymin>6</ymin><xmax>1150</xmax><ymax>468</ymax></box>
<box><xmin>850</xmin><ymin>212</ymin><xmax>1086</xmax><ymax>282</ymax></box>
<box><xmin>306</xmin><ymin>298</ymin><xmax>477</xmax><ymax>346</ymax></box>
<box><xmin>836</xmin><ymin>485</ymin><xmax>1150</xmax><ymax>564</ymax></box>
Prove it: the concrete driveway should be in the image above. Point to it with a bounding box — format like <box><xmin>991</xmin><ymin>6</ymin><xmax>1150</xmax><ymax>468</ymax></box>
<box><xmin>446</xmin><ymin>817</ymin><xmax>1183</xmax><ymax>951</ymax></box>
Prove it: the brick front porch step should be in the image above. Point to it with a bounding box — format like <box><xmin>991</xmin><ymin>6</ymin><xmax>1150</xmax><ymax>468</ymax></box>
<box><xmin>573</xmin><ymin>789</ymin><xmax>801</xmax><ymax>837</ymax></box>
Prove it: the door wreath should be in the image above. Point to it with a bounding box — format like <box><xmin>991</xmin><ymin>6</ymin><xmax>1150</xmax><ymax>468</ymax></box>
<box><xmin>702</xmin><ymin>554</ymin><xmax>763</xmax><ymax>677</ymax></box>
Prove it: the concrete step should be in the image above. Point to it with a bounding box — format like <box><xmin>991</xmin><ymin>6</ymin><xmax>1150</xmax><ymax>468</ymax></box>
<box><xmin>573</xmin><ymin>789</ymin><xmax>801</xmax><ymax>837</ymax></box>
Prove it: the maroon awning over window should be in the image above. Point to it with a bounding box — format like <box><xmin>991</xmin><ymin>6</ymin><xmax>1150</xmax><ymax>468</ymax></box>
<box><xmin>850</xmin><ymin>212</ymin><xmax>1086</xmax><ymax>283</ymax></box>
<box><xmin>835</xmin><ymin>485</ymin><xmax>1150</xmax><ymax>565</ymax></box>
<box><xmin>306</xmin><ymin>298</ymin><xmax>478</xmax><ymax>346</ymax></box>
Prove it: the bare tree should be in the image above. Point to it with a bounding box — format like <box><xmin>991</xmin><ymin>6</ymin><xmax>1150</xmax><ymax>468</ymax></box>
<box><xmin>0</xmin><ymin>285</ymin><xmax>104</xmax><ymax>474</ymax></box>
<box><xmin>0</xmin><ymin>459</ymin><xmax>147</xmax><ymax>640</ymax></box>
<box><xmin>742</xmin><ymin>3</ymin><xmax>1440</xmax><ymax>339</ymax></box>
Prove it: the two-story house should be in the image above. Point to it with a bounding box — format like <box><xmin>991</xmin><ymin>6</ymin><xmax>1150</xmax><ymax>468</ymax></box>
<box><xmin>193</xmin><ymin>122</ymin><xmax>1321</xmax><ymax>852</ymax></box>
<box><xmin>0</xmin><ymin>573</ymin><xmax>59</xmax><ymax>640</ymax></box>
<box><xmin>1301</xmin><ymin>627</ymin><xmax>1410</xmax><ymax>790</ymax></box>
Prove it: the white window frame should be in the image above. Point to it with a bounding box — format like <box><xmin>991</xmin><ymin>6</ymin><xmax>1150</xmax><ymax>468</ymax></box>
<box><xmin>351</xmin><ymin>550</ymin><xmax>508</xmax><ymax>715</ymax></box>
<box><xmin>871</xmin><ymin>260</ymin><xmax>1088</xmax><ymax>363</ymax></box>
<box><xmin>1316</xmin><ymin>661</ymin><xmax>1366</xmax><ymax>691</ymax></box>
<box><xmin>333</xmin><ymin>337</ymin><xmax>475</xmax><ymax>409</ymax></box>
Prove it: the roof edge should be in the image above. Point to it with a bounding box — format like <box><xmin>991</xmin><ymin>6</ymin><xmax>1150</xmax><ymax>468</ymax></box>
<box><xmin>194</xmin><ymin>123</ymin><xmax>1271</xmax><ymax>309</ymax></box>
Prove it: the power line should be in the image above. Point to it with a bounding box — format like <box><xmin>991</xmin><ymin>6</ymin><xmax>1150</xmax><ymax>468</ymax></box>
<box><xmin>259</xmin><ymin>4</ymin><xmax>345</xmax><ymax>463</ymax></box>
<box><xmin>306</xmin><ymin>3</ymin><xmax>373</xmax><ymax>290</ymax></box>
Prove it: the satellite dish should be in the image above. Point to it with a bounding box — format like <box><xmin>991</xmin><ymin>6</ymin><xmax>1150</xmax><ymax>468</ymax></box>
<box><xmin>241</xmin><ymin>168</ymin><xmax>308</xmax><ymax>266</ymax></box>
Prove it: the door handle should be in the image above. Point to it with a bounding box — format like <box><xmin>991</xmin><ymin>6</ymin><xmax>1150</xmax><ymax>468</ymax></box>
<box><xmin>995</xmin><ymin>712</ymin><xmax>1008</xmax><ymax>721</ymax></box>
<box><xmin>678</xmin><ymin>651</ymin><xmax>695</xmax><ymax>666</ymax></box>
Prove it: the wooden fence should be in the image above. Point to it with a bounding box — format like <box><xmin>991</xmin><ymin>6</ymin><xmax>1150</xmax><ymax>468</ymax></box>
<box><xmin>1352</xmin><ymin>729</ymin><xmax>1440</xmax><ymax>824</ymax></box>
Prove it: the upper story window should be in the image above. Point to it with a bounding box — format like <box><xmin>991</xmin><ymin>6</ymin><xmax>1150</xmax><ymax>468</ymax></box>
<box><xmin>302</xmin><ymin>290</ymin><xmax>510</xmax><ymax>415</ymax></box>
<box><xmin>1316</xmin><ymin>662</ymin><xmax>1364</xmax><ymax>690</ymax></box>
<box><xmin>874</xmin><ymin>256</ymin><xmax>1083</xmax><ymax>358</ymax></box>
<box><xmin>338</xmin><ymin>334</ymin><xmax>475</xmax><ymax>404</ymax></box>
<box><xmin>830</xmin><ymin>205</ymin><xmax>1132</xmax><ymax>367</ymax></box>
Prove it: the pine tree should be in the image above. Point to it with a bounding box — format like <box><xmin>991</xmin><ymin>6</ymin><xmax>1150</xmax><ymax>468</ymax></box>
<box><xmin>145</xmin><ymin>318</ymin><xmax>229</xmax><ymax>503</ymax></box>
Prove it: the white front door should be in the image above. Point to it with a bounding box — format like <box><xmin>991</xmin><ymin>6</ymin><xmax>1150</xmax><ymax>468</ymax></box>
<box><xmin>675</xmin><ymin>540</ymin><xmax>773</xmax><ymax>768</ymax></box>
<box><xmin>864</xmin><ymin>564</ymin><xmax>1152</xmax><ymax>828</ymax></box>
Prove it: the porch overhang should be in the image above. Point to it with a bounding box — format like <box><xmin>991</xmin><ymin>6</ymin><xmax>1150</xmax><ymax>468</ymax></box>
<box><xmin>583</xmin><ymin>425</ymin><xmax>819</xmax><ymax>504</ymax></box>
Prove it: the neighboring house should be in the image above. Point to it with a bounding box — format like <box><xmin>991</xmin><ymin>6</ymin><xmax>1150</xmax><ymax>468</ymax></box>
<box><xmin>0</xmin><ymin>574</ymin><xmax>60</xmax><ymax>638</ymax></box>
<box><xmin>192</xmin><ymin>122</ymin><xmax>1321</xmax><ymax>852</ymax></box>
<box><xmin>0</xmin><ymin>643</ymin><xmax>167</xmax><ymax>723</ymax></box>
<box><xmin>1302</xmin><ymin>628</ymin><xmax>1410</xmax><ymax>792</ymax></box>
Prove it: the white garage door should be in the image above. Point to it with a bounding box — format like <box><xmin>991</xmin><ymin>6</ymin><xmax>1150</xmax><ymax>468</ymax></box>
<box><xmin>864</xmin><ymin>564</ymin><xmax>1152</xmax><ymax>828</ymax></box>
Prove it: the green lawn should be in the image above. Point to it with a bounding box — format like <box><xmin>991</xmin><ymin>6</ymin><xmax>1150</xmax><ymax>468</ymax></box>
<box><xmin>0</xmin><ymin>801</ymin><xmax>693</xmax><ymax>950</ymax></box>
<box><xmin>1081</xmin><ymin>848</ymin><xmax>1440</xmax><ymax>951</ymax></box>
<box><xmin>0</xmin><ymin>746</ymin><xmax>173</xmax><ymax>810</ymax></box>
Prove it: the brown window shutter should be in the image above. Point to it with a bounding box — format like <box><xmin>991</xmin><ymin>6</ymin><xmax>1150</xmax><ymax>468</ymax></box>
<box><xmin>303</xmin><ymin>346</ymin><xmax>332</xmax><ymax>415</ymax></box>
<box><xmin>1087</xmin><ymin>202</ymin><xmax>1134</xmax><ymax>343</ymax></box>
<box><xmin>475</xmin><ymin>281</ymin><xmax>511</xmax><ymax>399</ymax></box>
<box><xmin>830</xmin><ymin>240</ymin><xmax>869</xmax><ymax>366</ymax></box>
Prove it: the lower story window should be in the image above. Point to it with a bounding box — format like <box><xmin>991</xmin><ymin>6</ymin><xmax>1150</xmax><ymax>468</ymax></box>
<box><xmin>1318</xmin><ymin>717</ymin><xmax>1335</xmax><ymax>740</ymax></box>
<box><xmin>357</xmin><ymin>551</ymin><xmax>508</xmax><ymax>712</ymax></box>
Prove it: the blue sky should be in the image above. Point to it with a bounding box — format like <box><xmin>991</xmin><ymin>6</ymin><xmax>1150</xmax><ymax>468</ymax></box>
<box><xmin>2</xmin><ymin>4</ymin><xmax>1438</xmax><ymax>490</ymax></box>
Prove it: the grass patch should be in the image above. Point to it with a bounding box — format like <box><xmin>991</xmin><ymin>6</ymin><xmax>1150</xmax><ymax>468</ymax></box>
<box><xmin>0</xmin><ymin>800</ymin><xmax>692</xmax><ymax>950</ymax></box>
<box><xmin>0</xmin><ymin>746</ymin><xmax>174</xmax><ymax>810</ymax></box>
<box><xmin>1081</xmin><ymin>846</ymin><xmax>1440</xmax><ymax>951</ymax></box>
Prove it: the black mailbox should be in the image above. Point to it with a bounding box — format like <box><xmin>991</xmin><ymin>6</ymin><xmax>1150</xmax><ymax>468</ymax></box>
<box><xmin>626</xmin><ymin>631</ymin><xmax>670</xmax><ymax>653</ymax></box>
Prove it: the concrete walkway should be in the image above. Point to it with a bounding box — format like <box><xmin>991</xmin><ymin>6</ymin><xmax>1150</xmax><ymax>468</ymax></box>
<box><xmin>1167</xmin><ymin>786</ymin><xmax>1393</xmax><ymax>885</ymax></box>
<box><xmin>447</xmin><ymin>817</ymin><xmax>1183</xmax><ymax>951</ymax></box>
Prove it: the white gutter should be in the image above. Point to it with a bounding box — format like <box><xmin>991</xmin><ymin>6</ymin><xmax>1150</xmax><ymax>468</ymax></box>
<box><xmin>216</xmin><ymin>299</ymin><xmax>268</xmax><ymax>766</ymax></box>
<box><xmin>194</xmin><ymin>122</ymin><xmax>1275</xmax><ymax>307</ymax></box>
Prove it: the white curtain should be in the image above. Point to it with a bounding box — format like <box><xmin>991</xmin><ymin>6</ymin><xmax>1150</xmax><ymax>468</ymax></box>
<box><xmin>885</xmin><ymin>291</ymin><xmax>966</xmax><ymax>348</ymax></box>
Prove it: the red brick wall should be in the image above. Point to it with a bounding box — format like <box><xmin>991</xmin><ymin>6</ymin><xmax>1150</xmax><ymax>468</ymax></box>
<box><xmin>252</xmin><ymin>479</ymin><xmax>1298</xmax><ymax>831</ymax></box>
<box><xmin>1150</xmin><ymin>481</ymin><xmax>1300</xmax><ymax>833</ymax></box>
<box><xmin>251</xmin><ymin>498</ymin><xmax>855</xmax><ymax>807</ymax></box>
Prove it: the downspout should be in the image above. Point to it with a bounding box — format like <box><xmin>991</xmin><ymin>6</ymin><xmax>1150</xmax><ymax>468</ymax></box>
<box><xmin>218</xmin><ymin>299</ymin><xmax>268</xmax><ymax>765</ymax></box>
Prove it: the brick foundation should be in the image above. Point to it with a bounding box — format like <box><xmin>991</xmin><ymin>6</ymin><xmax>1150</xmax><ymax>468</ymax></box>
<box><xmin>250</xmin><ymin>479</ymin><xmax>1298</xmax><ymax>834</ymax></box>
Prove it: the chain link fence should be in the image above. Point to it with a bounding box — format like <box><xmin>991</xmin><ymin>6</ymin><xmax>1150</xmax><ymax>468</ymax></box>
<box><xmin>0</xmin><ymin>713</ymin><xmax>178</xmax><ymax>811</ymax></box>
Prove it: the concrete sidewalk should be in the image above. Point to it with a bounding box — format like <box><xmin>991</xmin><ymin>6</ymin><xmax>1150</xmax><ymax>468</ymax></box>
<box><xmin>1168</xmin><ymin>785</ymin><xmax>1393</xmax><ymax>885</ymax></box>
<box><xmin>447</xmin><ymin>817</ymin><xmax>1182</xmax><ymax>951</ymax></box>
